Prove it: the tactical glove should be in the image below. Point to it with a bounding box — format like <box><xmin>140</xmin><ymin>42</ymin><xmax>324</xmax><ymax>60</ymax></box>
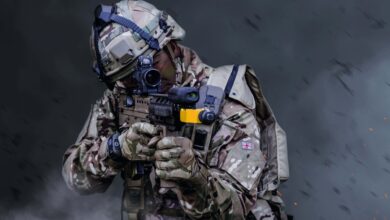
<box><xmin>154</xmin><ymin>136</ymin><xmax>197</xmax><ymax>180</ymax></box>
<box><xmin>108</xmin><ymin>122</ymin><xmax>159</xmax><ymax>162</ymax></box>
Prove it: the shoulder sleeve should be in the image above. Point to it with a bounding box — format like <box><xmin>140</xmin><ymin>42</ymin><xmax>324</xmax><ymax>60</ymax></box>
<box><xmin>213</xmin><ymin>100</ymin><xmax>266</xmax><ymax>192</ymax></box>
<box><xmin>208</xmin><ymin>65</ymin><xmax>289</xmax><ymax>191</ymax></box>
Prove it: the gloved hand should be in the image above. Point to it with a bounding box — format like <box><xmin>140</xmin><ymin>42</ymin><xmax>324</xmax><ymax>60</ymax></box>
<box><xmin>154</xmin><ymin>136</ymin><xmax>196</xmax><ymax>180</ymax></box>
<box><xmin>116</xmin><ymin>122</ymin><xmax>160</xmax><ymax>161</ymax></box>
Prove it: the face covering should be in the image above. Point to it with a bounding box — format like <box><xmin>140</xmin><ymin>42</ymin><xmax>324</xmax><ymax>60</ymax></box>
<box><xmin>153</xmin><ymin>49</ymin><xmax>177</xmax><ymax>93</ymax></box>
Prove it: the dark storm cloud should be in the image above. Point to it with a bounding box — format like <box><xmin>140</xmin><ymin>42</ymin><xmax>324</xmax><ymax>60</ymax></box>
<box><xmin>1</xmin><ymin>0</ymin><xmax>390</xmax><ymax>219</ymax></box>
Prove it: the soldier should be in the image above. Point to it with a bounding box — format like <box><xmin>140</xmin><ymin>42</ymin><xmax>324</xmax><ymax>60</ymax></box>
<box><xmin>62</xmin><ymin>0</ymin><xmax>290</xmax><ymax>219</ymax></box>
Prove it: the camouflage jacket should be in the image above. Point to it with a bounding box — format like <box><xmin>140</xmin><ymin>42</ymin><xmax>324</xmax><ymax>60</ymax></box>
<box><xmin>62</xmin><ymin>45</ymin><xmax>287</xmax><ymax>220</ymax></box>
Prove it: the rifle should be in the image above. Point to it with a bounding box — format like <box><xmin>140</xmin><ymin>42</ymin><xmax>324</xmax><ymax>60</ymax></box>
<box><xmin>119</xmin><ymin>85</ymin><xmax>224</xmax><ymax>188</ymax></box>
<box><xmin>118</xmin><ymin>56</ymin><xmax>224</xmax><ymax>188</ymax></box>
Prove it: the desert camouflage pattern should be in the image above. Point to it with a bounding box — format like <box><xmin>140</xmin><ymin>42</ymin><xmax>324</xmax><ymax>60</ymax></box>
<box><xmin>62</xmin><ymin>44</ymin><xmax>288</xmax><ymax>219</ymax></box>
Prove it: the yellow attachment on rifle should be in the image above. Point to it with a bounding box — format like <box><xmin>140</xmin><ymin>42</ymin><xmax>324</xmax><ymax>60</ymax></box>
<box><xmin>180</xmin><ymin>108</ymin><xmax>203</xmax><ymax>124</ymax></box>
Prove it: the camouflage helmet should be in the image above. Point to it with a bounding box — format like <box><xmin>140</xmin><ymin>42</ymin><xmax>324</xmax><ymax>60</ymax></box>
<box><xmin>91</xmin><ymin>0</ymin><xmax>185</xmax><ymax>87</ymax></box>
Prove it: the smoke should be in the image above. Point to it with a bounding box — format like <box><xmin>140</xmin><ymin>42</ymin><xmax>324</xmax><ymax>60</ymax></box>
<box><xmin>1</xmin><ymin>173</ymin><xmax>122</xmax><ymax>220</ymax></box>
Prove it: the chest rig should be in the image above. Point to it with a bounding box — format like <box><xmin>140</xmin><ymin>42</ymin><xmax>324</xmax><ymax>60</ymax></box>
<box><xmin>116</xmin><ymin>85</ymin><xmax>225</xmax><ymax>219</ymax></box>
